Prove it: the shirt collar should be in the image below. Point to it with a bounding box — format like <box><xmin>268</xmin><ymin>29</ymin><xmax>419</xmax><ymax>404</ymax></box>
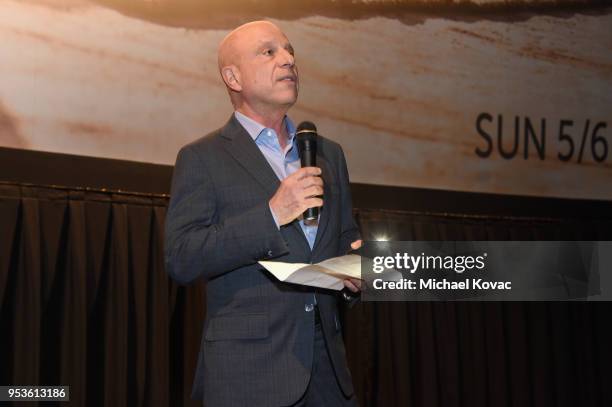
<box><xmin>234</xmin><ymin>111</ymin><xmax>296</xmax><ymax>143</ymax></box>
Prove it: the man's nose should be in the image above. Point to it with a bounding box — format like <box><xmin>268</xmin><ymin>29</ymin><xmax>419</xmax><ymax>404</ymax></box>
<box><xmin>277</xmin><ymin>48</ymin><xmax>295</xmax><ymax>67</ymax></box>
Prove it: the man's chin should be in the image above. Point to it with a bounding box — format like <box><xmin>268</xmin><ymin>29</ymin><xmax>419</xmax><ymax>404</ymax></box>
<box><xmin>275</xmin><ymin>95</ymin><xmax>298</xmax><ymax>108</ymax></box>
<box><xmin>252</xmin><ymin>91</ymin><xmax>297</xmax><ymax>111</ymax></box>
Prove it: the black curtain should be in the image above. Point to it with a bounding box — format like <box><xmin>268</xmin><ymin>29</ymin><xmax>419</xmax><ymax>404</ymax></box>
<box><xmin>0</xmin><ymin>184</ymin><xmax>204</xmax><ymax>407</ymax></box>
<box><xmin>1</xmin><ymin>183</ymin><xmax>610</xmax><ymax>407</ymax></box>
<box><xmin>346</xmin><ymin>209</ymin><xmax>612</xmax><ymax>407</ymax></box>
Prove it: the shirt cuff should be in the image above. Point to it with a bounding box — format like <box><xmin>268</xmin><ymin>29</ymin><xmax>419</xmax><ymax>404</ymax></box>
<box><xmin>269</xmin><ymin>203</ymin><xmax>281</xmax><ymax>229</ymax></box>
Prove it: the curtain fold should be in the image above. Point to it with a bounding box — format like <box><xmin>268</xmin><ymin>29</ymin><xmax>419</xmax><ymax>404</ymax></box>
<box><xmin>0</xmin><ymin>184</ymin><xmax>610</xmax><ymax>407</ymax></box>
<box><xmin>350</xmin><ymin>208</ymin><xmax>612</xmax><ymax>407</ymax></box>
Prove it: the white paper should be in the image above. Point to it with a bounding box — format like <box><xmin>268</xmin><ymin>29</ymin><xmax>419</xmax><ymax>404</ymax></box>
<box><xmin>259</xmin><ymin>254</ymin><xmax>362</xmax><ymax>290</ymax></box>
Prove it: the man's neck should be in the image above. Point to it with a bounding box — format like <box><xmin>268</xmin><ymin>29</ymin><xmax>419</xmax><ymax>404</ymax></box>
<box><xmin>236</xmin><ymin>105</ymin><xmax>290</xmax><ymax>149</ymax></box>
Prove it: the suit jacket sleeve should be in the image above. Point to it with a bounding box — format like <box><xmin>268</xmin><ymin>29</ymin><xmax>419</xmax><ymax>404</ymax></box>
<box><xmin>336</xmin><ymin>146</ymin><xmax>362</xmax><ymax>307</ymax></box>
<box><xmin>164</xmin><ymin>144</ymin><xmax>289</xmax><ymax>285</ymax></box>
<box><xmin>337</xmin><ymin>145</ymin><xmax>361</xmax><ymax>256</ymax></box>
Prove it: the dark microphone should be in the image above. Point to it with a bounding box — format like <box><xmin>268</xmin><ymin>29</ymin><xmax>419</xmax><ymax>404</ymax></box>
<box><xmin>296</xmin><ymin>121</ymin><xmax>319</xmax><ymax>222</ymax></box>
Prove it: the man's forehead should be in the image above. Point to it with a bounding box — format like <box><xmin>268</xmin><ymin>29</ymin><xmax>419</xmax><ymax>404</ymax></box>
<box><xmin>218</xmin><ymin>21</ymin><xmax>291</xmax><ymax>67</ymax></box>
<box><xmin>254</xmin><ymin>36</ymin><xmax>292</xmax><ymax>49</ymax></box>
<box><xmin>243</xmin><ymin>25</ymin><xmax>288</xmax><ymax>44</ymax></box>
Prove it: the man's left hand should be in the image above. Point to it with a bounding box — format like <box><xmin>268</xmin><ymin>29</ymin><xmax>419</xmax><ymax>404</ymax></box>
<box><xmin>343</xmin><ymin>278</ymin><xmax>362</xmax><ymax>293</ymax></box>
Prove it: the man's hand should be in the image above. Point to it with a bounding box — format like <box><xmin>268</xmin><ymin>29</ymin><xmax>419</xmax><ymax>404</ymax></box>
<box><xmin>343</xmin><ymin>278</ymin><xmax>362</xmax><ymax>293</ymax></box>
<box><xmin>269</xmin><ymin>167</ymin><xmax>323</xmax><ymax>226</ymax></box>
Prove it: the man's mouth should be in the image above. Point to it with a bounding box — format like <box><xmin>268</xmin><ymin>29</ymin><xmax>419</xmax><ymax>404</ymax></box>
<box><xmin>278</xmin><ymin>74</ymin><xmax>296</xmax><ymax>82</ymax></box>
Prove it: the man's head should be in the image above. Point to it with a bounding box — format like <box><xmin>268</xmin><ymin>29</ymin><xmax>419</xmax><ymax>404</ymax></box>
<box><xmin>218</xmin><ymin>21</ymin><xmax>298</xmax><ymax>116</ymax></box>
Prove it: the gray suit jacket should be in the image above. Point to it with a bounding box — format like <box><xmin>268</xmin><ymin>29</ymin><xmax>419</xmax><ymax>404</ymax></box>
<box><xmin>164</xmin><ymin>115</ymin><xmax>361</xmax><ymax>406</ymax></box>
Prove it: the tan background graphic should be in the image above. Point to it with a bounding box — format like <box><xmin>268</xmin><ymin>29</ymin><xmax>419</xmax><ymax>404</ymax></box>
<box><xmin>1</xmin><ymin>0</ymin><xmax>610</xmax><ymax>199</ymax></box>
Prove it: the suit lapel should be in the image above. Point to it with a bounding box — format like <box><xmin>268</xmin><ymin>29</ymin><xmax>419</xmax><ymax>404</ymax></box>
<box><xmin>288</xmin><ymin>138</ymin><xmax>333</xmax><ymax>254</ymax></box>
<box><xmin>221</xmin><ymin>115</ymin><xmax>280</xmax><ymax>196</ymax></box>
<box><xmin>311</xmin><ymin>152</ymin><xmax>332</xmax><ymax>253</ymax></box>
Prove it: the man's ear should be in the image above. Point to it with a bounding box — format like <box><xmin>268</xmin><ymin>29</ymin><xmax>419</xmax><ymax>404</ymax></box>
<box><xmin>221</xmin><ymin>65</ymin><xmax>242</xmax><ymax>92</ymax></box>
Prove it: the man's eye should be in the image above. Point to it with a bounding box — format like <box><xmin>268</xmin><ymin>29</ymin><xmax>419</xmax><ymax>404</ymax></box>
<box><xmin>263</xmin><ymin>49</ymin><xmax>274</xmax><ymax>56</ymax></box>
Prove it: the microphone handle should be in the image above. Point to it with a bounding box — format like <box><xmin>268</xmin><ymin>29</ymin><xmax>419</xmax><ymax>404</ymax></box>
<box><xmin>301</xmin><ymin>150</ymin><xmax>318</xmax><ymax>222</ymax></box>
<box><xmin>304</xmin><ymin>202</ymin><xmax>319</xmax><ymax>222</ymax></box>
<box><xmin>301</xmin><ymin>152</ymin><xmax>316</xmax><ymax>167</ymax></box>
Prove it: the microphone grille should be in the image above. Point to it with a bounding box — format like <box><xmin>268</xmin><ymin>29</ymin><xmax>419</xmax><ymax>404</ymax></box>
<box><xmin>296</xmin><ymin>121</ymin><xmax>317</xmax><ymax>135</ymax></box>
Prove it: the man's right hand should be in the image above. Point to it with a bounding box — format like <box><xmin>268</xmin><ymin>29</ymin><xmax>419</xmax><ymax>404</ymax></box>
<box><xmin>269</xmin><ymin>167</ymin><xmax>324</xmax><ymax>226</ymax></box>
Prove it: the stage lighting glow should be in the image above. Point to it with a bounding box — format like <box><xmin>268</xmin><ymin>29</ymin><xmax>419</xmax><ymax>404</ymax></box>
<box><xmin>374</xmin><ymin>234</ymin><xmax>390</xmax><ymax>242</ymax></box>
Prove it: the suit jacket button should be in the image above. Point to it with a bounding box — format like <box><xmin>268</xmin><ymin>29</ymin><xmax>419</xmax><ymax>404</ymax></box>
<box><xmin>267</xmin><ymin>250</ymin><xmax>273</xmax><ymax>257</ymax></box>
<box><xmin>304</xmin><ymin>304</ymin><xmax>314</xmax><ymax>312</ymax></box>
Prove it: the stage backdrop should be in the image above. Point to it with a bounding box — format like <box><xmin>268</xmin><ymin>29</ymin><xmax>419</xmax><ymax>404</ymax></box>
<box><xmin>0</xmin><ymin>0</ymin><xmax>611</xmax><ymax>200</ymax></box>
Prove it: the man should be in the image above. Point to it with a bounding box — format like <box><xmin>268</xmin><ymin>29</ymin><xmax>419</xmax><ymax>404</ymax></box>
<box><xmin>165</xmin><ymin>20</ymin><xmax>362</xmax><ymax>406</ymax></box>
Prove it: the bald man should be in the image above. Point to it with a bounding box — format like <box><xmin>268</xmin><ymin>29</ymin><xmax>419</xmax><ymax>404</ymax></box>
<box><xmin>165</xmin><ymin>21</ymin><xmax>362</xmax><ymax>406</ymax></box>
